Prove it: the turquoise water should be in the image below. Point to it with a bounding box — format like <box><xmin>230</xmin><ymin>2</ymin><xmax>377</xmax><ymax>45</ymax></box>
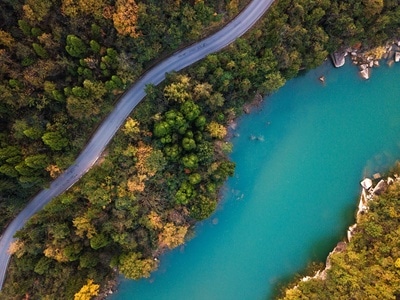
<box><xmin>111</xmin><ymin>61</ymin><xmax>400</xmax><ymax>299</ymax></box>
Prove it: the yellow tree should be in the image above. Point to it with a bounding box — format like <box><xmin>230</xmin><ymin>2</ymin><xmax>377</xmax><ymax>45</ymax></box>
<box><xmin>23</xmin><ymin>0</ymin><xmax>53</xmax><ymax>23</ymax></box>
<box><xmin>158</xmin><ymin>222</ymin><xmax>188</xmax><ymax>249</ymax></box>
<box><xmin>8</xmin><ymin>239</ymin><xmax>25</xmax><ymax>258</ymax></box>
<box><xmin>207</xmin><ymin>121</ymin><xmax>227</xmax><ymax>139</ymax></box>
<box><xmin>118</xmin><ymin>252</ymin><xmax>157</xmax><ymax>279</ymax></box>
<box><xmin>74</xmin><ymin>279</ymin><xmax>100</xmax><ymax>300</ymax></box>
<box><xmin>62</xmin><ymin>0</ymin><xmax>107</xmax><ymax>18</ymax></box>
<box><xmin>112</xmin><ymin>0</ymin><xmax>140</xmax><ymax>38</ymax></box>
<box><xmin>0</xmin><ymin>30</ymin><xmax>15</xmax><ymax>48</ymax></box>
<box><xmin>73</xmin><ymin>214</ymin><xmax>97</xmax><ymax>238</ymax></box>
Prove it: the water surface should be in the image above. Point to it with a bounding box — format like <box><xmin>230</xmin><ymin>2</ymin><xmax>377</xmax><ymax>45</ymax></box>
<box><xmin>111</xmin><ymin>61</ymin><xmax>400</xmax><ymax>299</ymax></box>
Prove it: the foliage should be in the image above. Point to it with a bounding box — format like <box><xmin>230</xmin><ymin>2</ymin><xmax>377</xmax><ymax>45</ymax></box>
<box><xmin>2</xmin><ymin>0</ymin><xmax>400</xmax><ymax>297</ymax></box>
<box><xmin>113</xmin><ymin>0</ymin><xmax>140</xmax><ymax>38</ymax></box>
<box><xmin>279</xmin><ymin>181</ymin><xmax>400</xmax><ymax>300</ymax></box>
<box><xmin>74</xmin><ymin>279</ymin><xmax>100</xmax><ymax>300</ymax></box>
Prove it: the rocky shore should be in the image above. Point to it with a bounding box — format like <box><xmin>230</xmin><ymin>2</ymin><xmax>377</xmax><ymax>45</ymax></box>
<box><xmin>331</xmin><ymin>40</ymin><xmax>400</xmax><ymax>79</ymax></box>
<box><xmin>297</xmin><ymin>173</ymin><xmax>399</xmax><ymax>284</ymax></box>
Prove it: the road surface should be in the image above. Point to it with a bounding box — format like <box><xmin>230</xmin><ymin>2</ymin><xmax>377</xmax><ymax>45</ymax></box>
<box><xmin>0</xmin><ymin>0</ymin><xmax>275</xmax><ymax>290</ymax></box>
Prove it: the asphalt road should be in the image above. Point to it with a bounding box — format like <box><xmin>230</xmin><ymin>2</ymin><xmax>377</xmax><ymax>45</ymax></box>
<box><xmin>0</xmin><ymin>0</ymin><xmax>275</xmax><ymax>290</ymax></box>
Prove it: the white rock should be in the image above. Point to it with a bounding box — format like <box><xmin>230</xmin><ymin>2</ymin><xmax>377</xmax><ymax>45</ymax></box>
<box><xmin>395</xmin><ymin>52</ymin><xmax>400</xmax><ymax>62</ymax></box>
<box><xmin>360</xmin><ymin>68</ymin><xmax>370</xmax><ymax>80</ymax></box>
<box><xmin>360</xmin><ymin>178</ymin><xmax>373</xmax><ymax>190</ymax></box>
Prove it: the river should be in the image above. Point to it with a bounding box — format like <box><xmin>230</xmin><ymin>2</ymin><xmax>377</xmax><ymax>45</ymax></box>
<box><xmin>110</xmin><ymin>60</ymin><xmax>400</xmax><ymax>299</ymax></box>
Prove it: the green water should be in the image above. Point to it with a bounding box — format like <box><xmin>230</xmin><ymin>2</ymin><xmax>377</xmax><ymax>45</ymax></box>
<box><xmin>111</xmin><ymin>61</ymin><xmax>400</xmax><ymax>299</ymax></box>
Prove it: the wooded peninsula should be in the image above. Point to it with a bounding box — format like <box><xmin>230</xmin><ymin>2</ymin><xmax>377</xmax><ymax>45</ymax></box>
<box><xmin>1</xmin><ymin>0</ymin><xmax>400</xmax><ymax>298</ymax></box>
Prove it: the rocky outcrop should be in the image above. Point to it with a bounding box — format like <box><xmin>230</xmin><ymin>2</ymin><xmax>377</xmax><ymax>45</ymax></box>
<box><xmin>371</xmin><ymin>179</ymin><xmax>388</xmax><ymax>195</ymax></box>
<box><xmin>331</xmin><ymin>50</ymin><xmax>347</xmax><ymax>68</ymax></box>
<box><xmin>297</xmin><ymin>174</ymin><xmax>399</xmax><ymax>287</ymax></box>
<box><xmin>359</xmin><ymin>67</ymin><xmax>370</xmax><ymax>80</ymax></box>
<box><xmin>332</xmin><ymin>39</ymin><xmax>400</xmax><ymax>79</ymax></box>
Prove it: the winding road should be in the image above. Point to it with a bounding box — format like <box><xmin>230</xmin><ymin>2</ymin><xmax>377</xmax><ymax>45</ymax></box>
<box><xmin>0</xmin><ymin>0</ymin><xmax>276</xmax><ymax>290</ymax></box>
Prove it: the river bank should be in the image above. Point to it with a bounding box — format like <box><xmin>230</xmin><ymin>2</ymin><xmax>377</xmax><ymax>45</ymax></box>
<box><xmin>279</xmin><ymin>164</ymin><xmax>400</xmax><ymax>299</ymax></box>
<box><xmin>332</xmin><ymin>39</ymin><xmax>400</xmax><ymax>79</ymax></box>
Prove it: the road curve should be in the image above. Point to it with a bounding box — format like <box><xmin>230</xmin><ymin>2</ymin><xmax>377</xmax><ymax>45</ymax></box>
<box><xmin>0</xmin><ymin>0</ymin><xmax>275</xmax><ymax>290</ymax></box>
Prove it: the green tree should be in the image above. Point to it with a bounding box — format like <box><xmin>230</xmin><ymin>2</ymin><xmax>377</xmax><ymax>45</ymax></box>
<box><xmin>182</xmin><ymin>154</ymin><xmax>199</xmax><ymax>170</ymax></box>
<box><xmin>65</xmin><ymin>35</ymin><xmax>88</xmax><ymax>58</ymax></box>
<box><xmin>42</xmin><ymin>132</ymin><xmax>69</xmax><ymax>151</ymax></box>
<box><xmin>118</xmin><ymin>252</ymin><xmax>157</xmax><ymax>279</ymax></box>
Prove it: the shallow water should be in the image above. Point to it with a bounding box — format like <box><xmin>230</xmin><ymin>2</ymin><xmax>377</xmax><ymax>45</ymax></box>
<box><xmin>110</xmin><ymin>61</ymin><xmax>400</xmax><ymax>299</ymax></box>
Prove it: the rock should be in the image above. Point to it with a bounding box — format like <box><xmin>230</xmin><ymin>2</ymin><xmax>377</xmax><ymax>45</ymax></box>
<box><xmin>331</xmin><ymin>51</ymin><xmax>346</xmax><ymax>68</ymax></box>
<box><xmin>372</xmin><ymin>179</ymin><xmax>388</xmax><ymax>195</ymax></box>
<box><xmin>374</xmin><ymin>60</ymin><xmax>380</xmax><ymax>67</ymax></box>
<box><xmin>395</xmin><ymin>52</ymin><xmax>400</xmax><ymax>62</ymax></box>
<box><xmin>360</xmin><ymin>178</ymin><xmax>373</xmax><ymax>190</ymax></box>
<box><xmin>387</xmin><ymin>177</ymin><xmax>395</xmax><ymax>185</ymax></box>
<box><xmin>373</xmin><ymin>173</ymin><xmax>381</xmax><ymax>179</ymax></box>
<box><xmin>359</xmin><ymin>64</ymin><xmax>367</xmax><ymax>70</ymax></box>
<box><xmin>347</xmin><ymin>224</ymin><xmax>357</xmax><ymax>241</ymax></box>
<box><xmin>369</xmin><ymin>61</ymin><xmax>374</xmax><ymax>68</ymax></box>
<box><xmin>359</xmin><ymin>68</ymin><xmax>370</xmax><ymax>80</ymax></box>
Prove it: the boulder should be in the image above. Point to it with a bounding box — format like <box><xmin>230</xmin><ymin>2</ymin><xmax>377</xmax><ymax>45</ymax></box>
<box><xmin>395</xmin><ymin>52</ymin><xmax>400</xmax><ymax>62</ymax></box>
<box><xmin>372</xmin><ymin>179</ymin><xmax>388</xmax><ymax>195</ymax></box>
<box><xmin>359</xmin><ymin>67</ymin><xmax>370</xmax><ymax>80</ymax></box>
<box><xmin>360</xmin><ymin>178</ymin><xmax>373</xmax><ymax>190</ymax></box>
<box><xmin>331</xmin><ymin>51</ymin><xmax>346</xmax><ymax>68</ymax></box>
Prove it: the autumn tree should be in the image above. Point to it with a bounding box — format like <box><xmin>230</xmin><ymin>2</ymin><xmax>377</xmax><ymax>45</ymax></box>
<box><xmin>113</xmin><ymin>0</ymin><xmax>140</xmax><ymax>38</ymax></box>
<box><xmin>74</xmin><ymin>279</ymin><xmax>100</xmax><ymax>300</ymax></box>
<box><xmin>158</xmin><ymin>223</ymin><xmax>188</xmax><ymax>249</ymax></box>
<box><xmin>118</xmin><ymin>252</ymin><xmax>157</xmax><ymax>279</ymax></box>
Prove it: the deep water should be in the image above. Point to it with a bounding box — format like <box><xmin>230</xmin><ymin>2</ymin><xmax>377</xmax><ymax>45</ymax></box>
<box><xmin>110</xmin><ymin>60</ymin><xmax>400</xmax><ymax>299</ymax></box>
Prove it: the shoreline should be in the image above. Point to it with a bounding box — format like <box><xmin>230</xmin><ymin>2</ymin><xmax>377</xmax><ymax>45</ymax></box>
<box><xmin>295</xmin><ymin>173</ymin><xmax>399</xmax><ymax>285</ymax></box>
<box><xmin>104</xmin><ymin>46</ymin><xmax>399</xmax><ymax>299</ymax></box>
<box><xmin>332</xmin><ymin>39</ymin><xmax>400</xmax><ymax>79</ymax></box>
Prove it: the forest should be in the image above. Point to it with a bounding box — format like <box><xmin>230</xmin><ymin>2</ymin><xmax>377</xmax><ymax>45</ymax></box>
<box><xmin>1</xmin><ymin>0</ymin><xmax>400</xmax><ymax>298</ymax></box>
<box><xmin>279</xmin><ymin>166</ymin><xmax>400</xmax><ymax>299</ymax></box>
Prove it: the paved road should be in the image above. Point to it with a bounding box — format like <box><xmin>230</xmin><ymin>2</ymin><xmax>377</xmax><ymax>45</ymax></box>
<box><xmin>0</xmin><ymin>0</ymin><xmax>275</xmax><ymax>290</ymax></box>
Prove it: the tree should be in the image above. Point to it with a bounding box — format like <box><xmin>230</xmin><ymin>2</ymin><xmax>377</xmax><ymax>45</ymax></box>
<box><xmin>158</xmin><ymin>223</ymin><xmax>188</xmax><ymax>249</ymax></box>
<box><xmin>118</xmin><ymin>252</ymin><xmax>157</xmax><ymax>279</ymax></box>
<box><xmin>163</xmin><ymin>75</ymin><xmax>191</xmax><ymax>103</ymax></box>
<box><xmin>74</xmin><ymin>279</ymin><xmax>100</xmax><ymax>300</ymax></box>
<box><xmin>154</xmin><ymin>121</ymin><xmax>171</xmax><ymax>137</ymax></box>
<box><xmin>207</xmin><ymin>121</ymin><xmax>227</xmax><ymax>139</ymax></box>
<box><xmin>113</xmin><ymin>0</ymin><xmax>140</xmax><ymax>38</ymax></box>
<box><xmin>190</xmin><ymin>195</ymin><xmax>217</xmax><ymax>220</ymax></box>
<box><xmin>65</xmin><ymin>35</ymin><xmax>88</xmax><ymax>58</ymax></box>
<box><xmin>42</xmin><ymin>131</ymin><xmax>69</xmax><ymax>151</ymax></box>
<box><xmin>0</xmin><ymin>30</ymin><xmax>15</xmax><ymax>48</ymax></box>
<box><xmin>25</xmin><ymin>154</ymin><xmax>49</xmax><ymax>169</ymax></box>
<box><xmin>90</xmin><ymin>233</ymin><xmax>110</xmax><ymax>250</ymax></box>
<box><xmin>73</xmin><ymin>215</ymin><xmax>97</xmax><ymax>239</ymax></box>
<box><xmin>182</xmin><ymin>153</ymin><xmax>199</xmax><ymax>170</ymax></box>
<box><xmin>180</xmin><ymin>100</ymin><xmax>200</xmax><ymax>121</ymax></box>
<box><xmin>182</xmin><ymin>137</ymin><xmax>196</xmax><ymax>151</ymax></box>
<box><xmin>23</xmin><ymin>0</ymin><xmax>52</xmax><ymax>23</ymax></box>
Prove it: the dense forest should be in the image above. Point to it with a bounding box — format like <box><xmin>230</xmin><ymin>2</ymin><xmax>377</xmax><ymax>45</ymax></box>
<box><xmin>1</xmin><ymin>0</ymin><xmax>400</xmax><ymax>298</ymax></box>
<box><xmin>279</xmin><ymin>167</ymin><xmax>400</xmax><ymax>299</ymax></box>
